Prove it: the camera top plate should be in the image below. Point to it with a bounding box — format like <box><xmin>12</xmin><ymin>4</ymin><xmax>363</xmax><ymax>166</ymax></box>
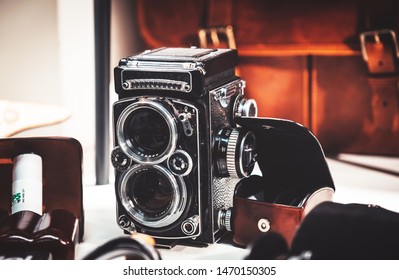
<box><xmin>115</xmin><ymin>47</ymin><xmax>239</xmax><ymax>97</ymax></box>
<box><xmin>125</xmin><ymin>47</ymin><xmax>236</xmax><ymax>63</ymax></box>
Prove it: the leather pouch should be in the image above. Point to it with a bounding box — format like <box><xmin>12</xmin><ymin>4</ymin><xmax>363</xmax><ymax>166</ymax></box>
<box><xmin>231</xmin><ymin>117</ymin><xmax>335</xmax><ymax>247</ymax></box>
<box><xmin>0</xmin><ymin>137</ymin><xmax>84</xmax><ymax>259</ymax></box>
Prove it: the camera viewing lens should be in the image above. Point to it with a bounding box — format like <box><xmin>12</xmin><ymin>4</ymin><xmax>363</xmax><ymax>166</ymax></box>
<box><xmin>117</xmin><ymin>100</ymin><xmax>178</xmax><ymax>164</ymax></box>
<box><xmin>119</xmin><ymin>165</ymin><xmax>187</xmax><ymax>228</ymax></box>
<box><xmin>126</xmin><ymin>108</ymin><xmax>170</xmax><ymax>153</ymax></box>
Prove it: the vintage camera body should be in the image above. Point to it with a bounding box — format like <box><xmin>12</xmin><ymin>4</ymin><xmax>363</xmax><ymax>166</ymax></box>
<box><xmin>112</xmin><ymin>47</ymin><xmax>257</xmax><ymax>246</ymax></box>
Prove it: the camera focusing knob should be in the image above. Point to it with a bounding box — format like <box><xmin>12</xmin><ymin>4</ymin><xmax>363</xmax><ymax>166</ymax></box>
<box><xmin>218</xmin><ymin>208</ymin><xmax>232</xmax><ymax>232</ymax></box>
<box><xmin>226</xmin><ymin>129</ymin><xmax>240</xmax><ymax>177</ymax></box>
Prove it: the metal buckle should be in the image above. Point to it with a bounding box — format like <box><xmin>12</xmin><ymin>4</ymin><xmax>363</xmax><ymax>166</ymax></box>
<box><xmin>360</xmin><ymin>29</ymin><xmax>399</xmax><ymax>62</ymax></box>
<box><xmin>360</xmin><ymin>29</ymin><xmax>399</xmax><ymax>74</ymax></box>
<box><xmin>198</xmin><ymin>25</ymin><xmax>236</xmax><ymax>49</ymax></box>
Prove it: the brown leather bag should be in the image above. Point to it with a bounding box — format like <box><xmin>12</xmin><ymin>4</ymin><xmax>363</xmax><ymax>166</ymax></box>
<box><xmin>132</xmin><ymin>0</ymin><xmax>399</xmax><ymax>155</ymax></box>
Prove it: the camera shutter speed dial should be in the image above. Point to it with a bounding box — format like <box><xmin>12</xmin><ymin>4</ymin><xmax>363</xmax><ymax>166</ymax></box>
<box><xmin>167</xmin><ymin>150</ymin><xmax>193</xmax><ymax>177</ymax></box>
<box><xmin>215</xmin><ymin>127</ymin><xmax>257</xmax><ymax>178</ymax></box>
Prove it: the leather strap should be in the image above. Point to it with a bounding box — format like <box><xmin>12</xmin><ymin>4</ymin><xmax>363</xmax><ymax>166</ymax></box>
<box><xmin>232</xmin><ymin>196</ymin><xmax>303</xmax><ymax>247</ymax></box>
<box><xmin>367</xmin><ymin>77</ymin><xmax>399</xmax><ymax>130</ymax></box>
<box><xmin>359</xmin><ymin>1</ymin><xmax>399</xmax><ymax>150</ymax></box>
<box><xmin>363</xmin><ymin>77</ymin><xmax>399</xmax><ymax>153</ymax></box>
<box><xmin>361</xmin><ymin>31</ymin><xmax>399</xmax><ymax>134</ymax></box>
<box><xmin>361</xmin><ymin>50</ymin><xmax>399</xmax><ymax>153</ymax></box>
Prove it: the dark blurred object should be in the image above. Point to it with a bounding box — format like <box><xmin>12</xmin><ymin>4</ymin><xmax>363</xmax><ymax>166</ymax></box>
<box><xmin>0</xmin><ymin>209</ymin><xmax>9</xmax><ymax>228</ymax></box>
<box><xmin>230</xmin><ymin>118</ymin><xmax>335</xmax><ymax>247</ymax></box>
<box><xmin>0</xmin><ymin>138</ymin><xmax>84</xmax><ymax>259</ymax></box>
<box><xmin>0</xmin><ymin>251</ymin><xmax>52</xmax><ymax>260</ymax></box>
<box><xmin>83</xmin><ymin>234</ymin><xmax>161</xmax><ymax>260</ymax></box>
<box><xmin>0</xmin><ymin>210</ymin><xmax>79</xmax><ymax>260</ymax></box>
<box><xmin>246</xmin><ymin>201</ymin><xmax>399</xmax><ymax>259</ymax></box>
<box><xmin>131</xmin><ymin>0</ymin><xmax>399</xmax><ymax>156</ymax></box>
<box><xmin>245</xmin><ymin>231</ymin><xmax>289</xmax><ymax>260</ymax></box>
<box><xmin>290</xmin><ymin>201</ymin><xmax>399</xmax><ymax>260</ymax></box>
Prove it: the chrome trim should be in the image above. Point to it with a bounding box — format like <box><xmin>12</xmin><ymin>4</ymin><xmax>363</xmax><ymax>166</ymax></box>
<box><xmin>120</xmin><ymin>67</ymin><xmax>195</xmax><ymax>93</ymax></box>
<box><xmin>126</xmin><ymin>60</ymin><xmax>205</xmax><ymax>73</ymax></box>
<box><xmin>210</xmin><ymin>80</ymin><xmax>245</xmax><ymax>108</ymax></box>
<box><xmin>122</xmin><ymin>78</ymin><xmax>191</xmax><ymax>93</ymax></box>
<box><xmin>303</xmin><ymin>187</ymin><xmax>335</xmax><ymax>216</ymax></box>
<box><xmin>235</xmin><ymin>97</ymin><xmax>258</xmax><ymax>118</ymax></box>
<box><xmin>360</xmin><ymin>29</ymin><xmax>399</xmax><ymax>62</ymax></box>
<box><xmin>258</xmin><ymin>218</ymin><xmax>271</xmax><ymax>233</ymax></box>
<box><xmin>181</xmin><ymin>215</ymin><xmax>200</xmax><ymax>235</ymax></box>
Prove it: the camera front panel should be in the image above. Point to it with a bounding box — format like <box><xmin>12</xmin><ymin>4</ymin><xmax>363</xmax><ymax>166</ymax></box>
<box><xmin>113</xmin><ymin>96</ymin><xmax>204</xmax><ymax>241</ymax></box>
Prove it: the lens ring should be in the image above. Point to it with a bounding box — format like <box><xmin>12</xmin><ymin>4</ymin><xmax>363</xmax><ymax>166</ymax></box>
<box><xmin>118</xmin><ymin>164</ymin><xmax>186</xmax><ymax>228</ymax></box>
<box><xmin>117</xmin><ymin>100</ymin><xmax>178</xmax><ymax>164</ymax></box>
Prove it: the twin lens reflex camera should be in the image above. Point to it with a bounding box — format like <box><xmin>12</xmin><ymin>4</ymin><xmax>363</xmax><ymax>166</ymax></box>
<box><xmin>111</xmin><ymin>47</ymin><xmax>258</xmax><ymax>246</ymax></box>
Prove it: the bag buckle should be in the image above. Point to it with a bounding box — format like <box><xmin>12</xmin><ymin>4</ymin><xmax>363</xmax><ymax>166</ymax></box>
<box><xmin>360</xmin><ymin>29</ymin><xmax>399</xmax><ymax>74</ymax></box>
<box><xmin>198</xmin><ymin>25</ymin><xmax>236</xmax><ymax>49</ymax></box>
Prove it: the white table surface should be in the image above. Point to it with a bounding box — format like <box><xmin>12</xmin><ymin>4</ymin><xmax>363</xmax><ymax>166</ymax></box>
<box><xmin>76</xmin><ymin>155</ymin><xmax>399</xmax><ymax>260</ymax></box>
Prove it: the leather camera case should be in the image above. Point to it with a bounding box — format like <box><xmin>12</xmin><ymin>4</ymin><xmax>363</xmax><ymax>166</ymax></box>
<box><xmin>231</xmin><ymin>117</ymin><xmax>335</xmax><ymax>247</ymax></box>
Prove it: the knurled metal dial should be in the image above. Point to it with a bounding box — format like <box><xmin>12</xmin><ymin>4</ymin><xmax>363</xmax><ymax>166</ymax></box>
<box><xmin>224</xmin><ymin>208</ymin><xmax>232</xmax><ymax>232</ymax></box>
<box><xmin>226</xmin><ymin>129</ymin><xmax>240</xmax><ymax>178</ymax></box>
